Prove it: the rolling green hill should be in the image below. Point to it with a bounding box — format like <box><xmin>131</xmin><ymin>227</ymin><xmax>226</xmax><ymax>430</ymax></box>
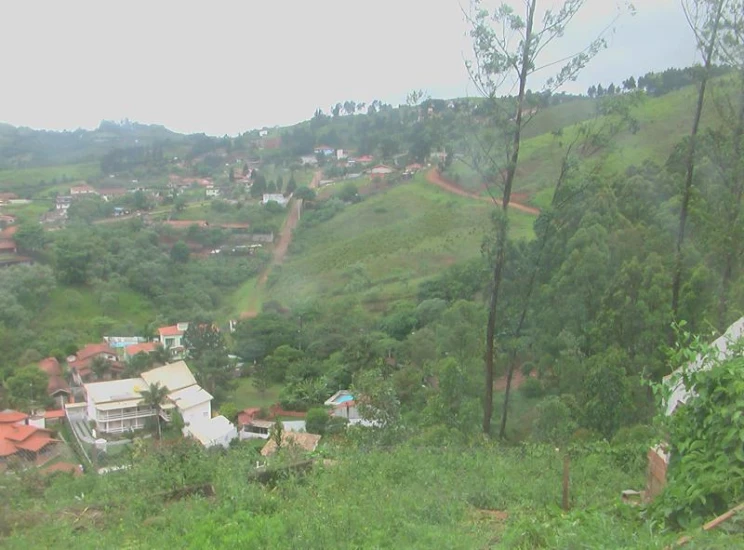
<box><xmin>446</xmin><ymin>80</ymin><xmax>733</xmax><ymax>208</ymax></box>
<box><xmin>260</xmin><ymin>175</ymin><xmax>534</xmax><ymax>311</ymax></box>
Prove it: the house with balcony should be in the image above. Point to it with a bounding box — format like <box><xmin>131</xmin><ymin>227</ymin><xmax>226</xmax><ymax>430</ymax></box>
<box><xmin>158</xmin><ymin>323</ymin><xmax>189</xmax><ymax>357</ymax></box>
<box><xmin>83</xmin><ymin>361</ymin><xmax>212</xmax><ymax>435</ymax></box>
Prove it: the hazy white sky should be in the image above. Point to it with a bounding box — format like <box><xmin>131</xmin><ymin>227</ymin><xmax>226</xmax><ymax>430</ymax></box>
<box><xmin>0</xmin><ymin>0</ymin><xmax>697</xmax><ymax>136</ymax></box>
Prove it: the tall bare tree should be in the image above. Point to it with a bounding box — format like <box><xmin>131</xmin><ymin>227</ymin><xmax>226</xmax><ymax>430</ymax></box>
<box><xmin>671</xmin><ymin>0</ymin><xmax>727</xmax><ymax>320</ymax></box>
<box><xmin>466</xmin><ymin>0</ymin><xmax>615</xmax><ymax>435</ymax></box>
<box><xmin>494</xmin><ymin>94</ymin><xmax>643</xmax><ymax>438</ymax></box>
<box><xmin>709</xmin><ymin>1</ymin><xmax>744</xmax><ymax>327</ymax></box>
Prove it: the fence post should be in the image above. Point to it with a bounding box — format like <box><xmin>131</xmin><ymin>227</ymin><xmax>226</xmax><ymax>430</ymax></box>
<box><xmin>562</xmin><ymin>453</ymin><xmax>571</xmax><ymax>511</ymax></box>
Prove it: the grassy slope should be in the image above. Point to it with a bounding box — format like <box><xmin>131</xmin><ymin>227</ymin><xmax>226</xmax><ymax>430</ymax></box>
<box><xmin>267</xmin><ymin>175</ymin><xmax>535</xmax><ymax>308</ymax></box>
<box><xmin>33</xmin><ymin>287</ymin><xmax>155</xmax><ymax>345</ymax></box>
<box><xmin>449</xmin><ymin>84</ymin><xmax>729</xmax><ymax>206</ymax></box>
<box><xmin>4</xmin><ymin>443</ymin><xmax>721</xmax><ymax>549</ymax></box>
<box><xmin>0</xmin><ymin>163</ymin><xmax>100</xmax><ymax>195</ymax></box>
<box><xmin>225</xmin><ymin>378</ymin><xmax>282</xmax><ymax>410</ymax></box>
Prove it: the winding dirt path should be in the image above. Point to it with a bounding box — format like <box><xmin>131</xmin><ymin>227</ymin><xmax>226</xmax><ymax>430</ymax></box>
<box><xmin>425</xmin><ymin>168</ymin><xmax>540</xmax><ymax>216</ymax></box>
<box><xmin>240</xmin><ymin>170</ymin><xmax>322</xmax><ymax>318</ymax></box>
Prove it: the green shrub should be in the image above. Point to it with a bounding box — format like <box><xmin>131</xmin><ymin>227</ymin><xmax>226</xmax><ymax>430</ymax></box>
<box><xmin>305</xmin><ymin>407</ymin><xmax>330</xmax><ymax>435</ymax></box>
<box><xmin>520</xmin><ymin>377</ymin><xmax>545</xmax><ymax>398</ymax></box>
<box><xmin>653</xmin><ymin>354</ymin><xmax>744</xmax><ymax>528</ymax></box>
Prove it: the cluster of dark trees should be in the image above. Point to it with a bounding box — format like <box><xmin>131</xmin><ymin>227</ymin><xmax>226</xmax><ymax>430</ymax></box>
<box><xmin>588</xmin><ymin>66</ymin><xmax>732</xmax><ymax>98</ymax></box>
<box><xmin>0</xmin><ymin>220</ymin><xmax>268</xmax><ymax>365</ymax></box>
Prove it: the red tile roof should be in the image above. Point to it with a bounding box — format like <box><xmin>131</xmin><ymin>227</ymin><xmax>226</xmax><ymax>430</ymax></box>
<box><xmin>125</xmin><ymin>342</ymin><xmax>158</xmax><ymax>356</ymax></box>
<box><xmin>158</xmin><ymin>325</ymin><xmax>185</xmax><ymax>337</ymax></box>
<box><xmin>38</xmin><ymin>357</ymin><xmax>62</xmax><ymax>376</ymax></box>
<box><xmin>1</xmin><ymin>225</ymin><xmax>19</xmax><ymax>237</ymax></box>
<box><xmin>75</xmin><ymin>343</ymin><xmax>116</xmax><ymax>362</ymax></box>
<box><xmin>0</xmin><ymin>416</ymin><xmax>56</xmax><ymax>457</ymax></box>
<box><xmin>16</xmin><ymin>433</ymin><xmax>53</xmax><ymax>453</ymax></box>
<box><xmin>0</xmin><ymin>411</ymin><xmax>28</xmax><ymax>424</ymax></box>
<box><xmin>0</xmin><ymin>240</ymin><xmax>16</xmax><ymax>251</ymax></box>
<box><xmin>47</xmin><ymin>375</ymin><xmax>71</xmax><ymax>396</ymax></box>
<box><xmin>237</xmin><ymin>407</ymin><xmax>262</xmax><ymax>427</ymax></box>
<box><xmin>44</xmin><ymin>410</ymin><xmax>66</xmax><ymax>420</ymax></box>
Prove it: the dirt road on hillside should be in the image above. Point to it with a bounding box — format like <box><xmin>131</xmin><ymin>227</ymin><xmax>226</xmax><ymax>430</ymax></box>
<box><xmin>240</xmin><ymin>170</ymin><xmax>322</xmax><ymax>318</ymax></box>
<box><xmin>426</xmin><ymin>169</ymin><xmax>540</xmax><ymax>216</ymax></box>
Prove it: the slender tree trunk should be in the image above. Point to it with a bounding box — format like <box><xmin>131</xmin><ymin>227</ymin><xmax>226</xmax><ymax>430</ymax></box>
<box><xmin>498</xmin><ymin>150</ymin><xmax>573</xmax><ymax>438</ymax></box>
<box><xmin>717</xmin><ymin>74</ymin><xmax>744</xmax><ymax>328</ymax></box>
<box><xmin>483</xmin><ymin>0</ymin><xmax>537</xmax><ymax>435</ymax></box>
<box><xmin>672</xmin><ymin>0</ymin><xmax>725</xmax><ymax>319</ymax></box>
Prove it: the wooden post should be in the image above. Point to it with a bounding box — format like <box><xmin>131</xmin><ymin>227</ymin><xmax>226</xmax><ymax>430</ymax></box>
<box><xmin>562</xmin><ymin>453</ymin><xmax>570</xmax><ymax>511</ymax></box>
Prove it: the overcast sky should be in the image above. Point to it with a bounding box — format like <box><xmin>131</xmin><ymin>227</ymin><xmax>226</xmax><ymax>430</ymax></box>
<box><xmin>0</xmin><ymin>0</ymin><xmax>698</xmax><ymax>136</ymax></box>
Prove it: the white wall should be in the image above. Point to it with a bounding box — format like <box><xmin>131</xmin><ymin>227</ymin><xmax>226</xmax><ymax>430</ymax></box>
<box><xmin>86</xmin><ymin>397</ymin><xmax>98</xmax><ymax>423</ymax></box>
<box><xmin>180</xmin><ymin>400</ymin><xmax>211</xmax><ymax>427</ymax></box>
<box><xmin>212</xmin><ymin>425</ymin><xmax>238</xmax><ymax>448</ymax></box>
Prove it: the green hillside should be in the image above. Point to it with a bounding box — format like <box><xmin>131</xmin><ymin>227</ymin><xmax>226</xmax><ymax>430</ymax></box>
<box><xmin>264</xmin><ymin>176</ymin><xmax>534</xmax><ymax>310</ymax></box>
<box><xmin>446</xmin><ymin>80</ymin><xmax>732</xmax><ymax>207</ymax></box>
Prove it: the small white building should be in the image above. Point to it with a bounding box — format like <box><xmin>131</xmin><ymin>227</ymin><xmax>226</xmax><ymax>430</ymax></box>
<box><xmin>205</xmin><ymin>186</ymin><xmax>220</xmax><ymax>198</ymax></box>
<box><xmin>369</xmin><ymin>165</ymin><xmax>395</xmax><ymax>176</ymax></box>
<box><xmin>664</xmin><ymin>316</ymin><xmax>744</xmax><ymax>415</ymax></box>
<box><xmin>185</xmin><ymin>415</ymin><xmax>237</xmax><ymax>448</ymax></box>
<box><xmin>300</xmin><ymin>155</ymin><xmax>318</xmax><ymax>166</ymax></box>
<box><xmin>262</xmin><ymin>194</ymin><xmax>289</xmax><ymax>207</ymax></box>
<box><xmin>325</xmin><ymin>390</ymin><xmax>361</xmax><ymax>421</ymax></box>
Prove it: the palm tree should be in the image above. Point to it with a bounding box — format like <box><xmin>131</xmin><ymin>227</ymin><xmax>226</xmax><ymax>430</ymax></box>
<box><xmin>152</xmin><ymin>344</ymin><xmax>170</xmax><ymax>366</ymax></box>
<box><xmin>90</xmin><ymin>356</ymin><xmax>112</xmax><ymax>381</ymax></box>
<box><xmin>140</xmin><ymin>382</ymin><xmax>169</xmax><ymax>439</ymax></box>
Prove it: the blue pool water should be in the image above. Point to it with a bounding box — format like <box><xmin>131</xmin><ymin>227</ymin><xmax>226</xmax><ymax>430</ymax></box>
<box><xmin>334</xmin><ymin>394</ymin><xmax>354</xmax><ymax>404</ymax></box>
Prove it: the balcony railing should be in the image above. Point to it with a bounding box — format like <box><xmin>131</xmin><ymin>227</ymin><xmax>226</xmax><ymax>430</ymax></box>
<box><xmin>97</xmin><ymin>408</ymin><xmax>156</xmax><ymax>422</ymax></box>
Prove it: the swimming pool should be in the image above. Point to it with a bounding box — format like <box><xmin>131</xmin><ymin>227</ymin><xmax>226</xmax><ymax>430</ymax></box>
<box><xmin>333</xmin><ymin>394</ymin><xmax>354</xmax><ymax>404</ymax></box>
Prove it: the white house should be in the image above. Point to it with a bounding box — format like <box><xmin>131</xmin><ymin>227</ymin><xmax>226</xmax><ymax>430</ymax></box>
<box><xmin>664</xmin><ymin>316</ymin><xmax>744</xmax><ymax>415</ymax></box>
<box><xmin>369</xmin><ymin>165</ymin><xmax>395</xmax><ymax>176</ymax></box>
<box><xmin>70</xmin><ymin>184</ymin><xmax>98</xmax><ymax>196</ymax></box>
<box><xmin>300</xmin><ymin>155</ymin><xmax>318</xmax><ymax>166</ymax></box>
<box><xmin>185</xmin><ymin>415</ymin><xmax>237</xmax><ymax>448</ymax></box>
<box><xmin>158</xmin><ymin>323</ymin><xmax>189</xmax><ymax>355</ymax></box>
<box><xmin>56</xmin><ymin>196</ymin><xmax>73</xmax><ymax>211</ymax></box>
<box><xmin>313</xmin><ymin>145</ymin><xmax>335</xmax><ymax>156</ymax></box>
<box><xmin>83</xmin><ymin>361</ymin><xmax>212</xmax><ymax>434</ymax></box>
<box><xmin>261</xmin><ymin>194</ymin><xmax>289</xmax><ymax>207</ymax></box>
<box><xmin>205</xmin><ymin>186</ymin><xmax>220</xmax><ymax>198</ymax></box>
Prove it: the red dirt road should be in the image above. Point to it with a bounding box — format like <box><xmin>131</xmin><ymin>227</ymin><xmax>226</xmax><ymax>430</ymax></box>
<box><xmin>425</xmin><ymin>168</ymin><xmax>540</xmax><ymax>216</ymax></box>
<box><xmin>240</xmin><ymin>170</ymin><xmax>322</xmax><ymax>318</ymax></box>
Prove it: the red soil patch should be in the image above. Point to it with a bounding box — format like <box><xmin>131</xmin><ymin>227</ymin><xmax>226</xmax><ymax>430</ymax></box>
<box><xmin>494</xmin><ymin>369</ymin><xmax>532</xmax><ymax>392</ymax></box>
<box><xmin>239</xmin><ymin>170</ymin><xmax>322</xmax><ymax>318</ymax></box>
<box><xmin>425</xmin><ymin>169</ymin><xmax>540</xmax><ymax>216</ymax></box>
